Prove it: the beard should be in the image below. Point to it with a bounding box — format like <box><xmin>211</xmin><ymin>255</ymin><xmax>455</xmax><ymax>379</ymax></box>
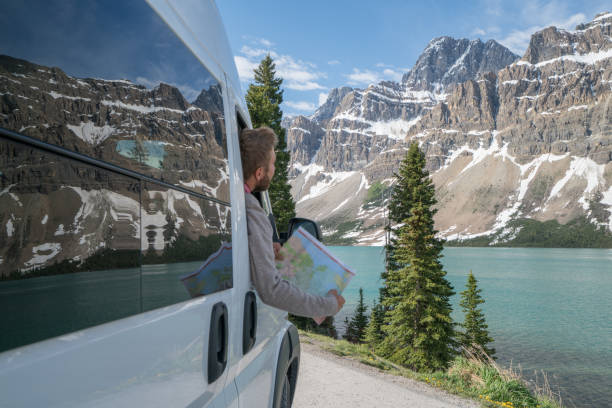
<box><xmin>253</xmin><ymin>172</ymin><xmax>272</xmax><ymax>192</ymax></box>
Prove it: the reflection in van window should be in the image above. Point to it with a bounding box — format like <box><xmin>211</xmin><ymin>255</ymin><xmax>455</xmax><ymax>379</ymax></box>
<box><xmin>140</xmin><ymin>182</ymin><xmax>232</xmax><ymax>312</ymax></box>
<box><xmin>0</xmin><ymin>0</ymin><xmax>236</xmax><ymax>351</ymax></box>
<box><xmin>0</xmin><ymin>0</ymin><xmax>229</xmax><ymax>203</ymax></box>
<box><xmin>0</xmin><ymin>138</ymin><xmax>141</xmax><ymax>352</ymax></box>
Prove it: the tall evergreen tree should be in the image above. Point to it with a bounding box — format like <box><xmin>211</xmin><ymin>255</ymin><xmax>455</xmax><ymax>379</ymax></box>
<box><xmin>365</xmin><ymin>300</ymin><xmax>385</xmax><ymax>348</ymax></box>
<box><xmin>380</xmin><ymin>141</ymin><xmax>434</xmax><ymax>309</ymax></box>
<box><xmin>378</xmin><ymin>143</ymin><xmax>456</xmax><ymax>372</ymax></box>
<box><xmin>245</xmin><ymin>55</ymin><xmax>295</xmax><ymax>232</ymax></box>
<box><xmin>459</xmin><ymin>271</ymin><xmax>496</xmax><ymax>358</ymax></box>
<box><xmin>247</xmin><ymin>55</ymin><xmax>320</xmax><ymax>334</ymax></box>
<box><xmin>343</xmin><ymin>288</ymin><xmax>369</xmax><ymax>343</ymax></box>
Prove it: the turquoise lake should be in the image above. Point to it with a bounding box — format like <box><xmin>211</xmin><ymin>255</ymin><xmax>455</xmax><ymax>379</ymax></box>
<box><xmin>328</xmin><ymin>246</ymin><xmax>612</xmax><ymax>408</ymax></box>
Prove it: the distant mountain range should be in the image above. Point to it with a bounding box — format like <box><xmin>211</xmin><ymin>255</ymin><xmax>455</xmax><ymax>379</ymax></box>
<box><xmin>286</xmin><ymin>12</ymin><xmax>612</xmax><ymax>246</ymax></box>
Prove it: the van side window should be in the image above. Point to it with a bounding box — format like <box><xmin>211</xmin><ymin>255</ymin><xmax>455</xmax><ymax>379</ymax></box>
<box><xmin>0</xmin><ymin>138</ymin><xmax>141</xmax><ymax>352</ymax></box>
<box><xmin>0</xmin><ymin>0</ymin><xmax>234</xmax><ymax>352</ymax></box>
<box><xmin>0</xmin><ymin>0</ymin><xmax>230</xmax><ymax>203</ymax></box>
<box><xmin>141</xmin><ymin>181</ymin><xmax>232</xmax><ymax>312</ymax></box>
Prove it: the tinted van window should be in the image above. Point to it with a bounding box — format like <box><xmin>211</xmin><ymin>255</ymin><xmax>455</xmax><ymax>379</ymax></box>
<box><xmin>0</xmin><ymin>0</ymin><xmax>229</xmax><ymax>204</ymax></box>
<box><xmin>0</xmin><ymin>0</ymin><xmax>234</xmax><ymax>352</ymax></box>
<box><xmin>0</xmin><ymin>138</ymin><xmax>141</xmax><ymax>352</ymax></box>
<box><xmin>141</xmin><ymin>181</ymin><xmax>232</xmax><ymax>312</ymax></box>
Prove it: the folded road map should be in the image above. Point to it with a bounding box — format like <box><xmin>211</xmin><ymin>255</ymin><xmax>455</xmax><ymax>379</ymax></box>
<box><xmin>276</xmin><ymin>227</ymin><xmax>355</xmax><ymax>324</ymax></box>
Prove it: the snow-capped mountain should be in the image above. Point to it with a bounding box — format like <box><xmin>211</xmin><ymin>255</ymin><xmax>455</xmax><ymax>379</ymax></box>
<box><xmin>287</xmin><ymin>12</ymin><xmax>612</xmax><ymax>246</ymax></box>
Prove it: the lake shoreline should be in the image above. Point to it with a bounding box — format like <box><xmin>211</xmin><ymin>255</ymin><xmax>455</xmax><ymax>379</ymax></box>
<box><xmin>326</xmin><ymin>246</ymin><xmax>612</xmax><ymax>408</ymax></box>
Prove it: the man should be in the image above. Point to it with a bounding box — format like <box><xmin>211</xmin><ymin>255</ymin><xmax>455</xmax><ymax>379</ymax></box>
<box><xmin>240</xmin><ymin>127</ymin><xmax>345</xmax><ymax>318</ymax></box>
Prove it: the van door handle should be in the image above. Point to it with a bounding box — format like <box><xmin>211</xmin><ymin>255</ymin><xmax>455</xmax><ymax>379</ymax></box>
<box><xmin>208</xmin><ymin>302</ymin><xmax>228</xmax><ymax>384</ymax></box>
<box><xmin>243</xmin><ymin>291</ymin><xmax>257</xmax><ymax>354</ymax></box>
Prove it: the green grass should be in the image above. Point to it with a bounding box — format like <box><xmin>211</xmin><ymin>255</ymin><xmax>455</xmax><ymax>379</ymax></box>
<box><xmin>299</xmin><ymin>330</ymin><xmax>563</xmax><ymax>408</ymax></box>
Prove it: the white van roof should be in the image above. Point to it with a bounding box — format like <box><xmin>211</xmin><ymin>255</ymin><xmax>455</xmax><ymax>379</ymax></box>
<box><xmin>148</xmin><ymin>0</ymin><xmax>249</xmax><ymax>123</ymax></box>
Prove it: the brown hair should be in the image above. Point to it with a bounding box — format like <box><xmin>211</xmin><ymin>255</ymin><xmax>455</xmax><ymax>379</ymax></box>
<box><xmin>239</xmin><ymin>127</ymin><xmax>278</xmax><ymax>178</ymax></box>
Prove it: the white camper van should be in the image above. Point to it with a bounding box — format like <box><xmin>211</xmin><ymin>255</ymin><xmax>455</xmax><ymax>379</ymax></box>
<box><xmin>0</xmin><ymin>1</ymin><xmax>306</xmax><ymax>407</ymax></box>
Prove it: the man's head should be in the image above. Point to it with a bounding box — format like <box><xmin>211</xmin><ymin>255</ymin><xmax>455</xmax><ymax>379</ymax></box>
<box><xmin>239</xmin><ymin>127</ymin><xmax>278</xmax><ymax>192</ymax></box>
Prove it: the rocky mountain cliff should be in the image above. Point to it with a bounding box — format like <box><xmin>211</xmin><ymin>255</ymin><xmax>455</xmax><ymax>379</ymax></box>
<box><xmin>401</xmin><ymin>37</ymin><xmax>519</xmax><ymax>92</ymax></box>
<box><xmin>287</xmin><ymin>12</ymin><xmax>612</xmax><ymax>246</ymax></box>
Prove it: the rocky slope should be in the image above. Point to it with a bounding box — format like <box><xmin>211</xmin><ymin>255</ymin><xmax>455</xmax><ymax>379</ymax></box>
<box><xmin>287</xmin><ymin>12</ymin><xmax>612</xmax><ymax>245</ymax></box>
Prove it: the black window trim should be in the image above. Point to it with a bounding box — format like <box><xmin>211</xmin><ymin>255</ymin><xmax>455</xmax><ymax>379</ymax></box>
<box><xmin>236</xmin><ymin>109</ymin><xmax>247</xmax><ymax>133</ymax></box>
<box><xmin>0</xmin><ymin>126</ymin><xmax>230</xmax><ymax>207</ymax></box>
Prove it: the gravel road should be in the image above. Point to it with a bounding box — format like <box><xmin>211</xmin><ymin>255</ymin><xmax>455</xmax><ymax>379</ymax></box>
<box><xmin>292</xmin><ymin>342</ymin><xmax>479</xmax><ymax>408</ymax></box>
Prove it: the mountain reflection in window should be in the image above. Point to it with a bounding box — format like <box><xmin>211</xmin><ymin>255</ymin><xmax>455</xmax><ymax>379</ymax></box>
<box><xmin>0</xmin><ymin>0</ymin><xmax>229</xmax><ymax>203</ymax></box>
<box><xmin>140</xmin><ymin>182</ymin><xmax>232</xmax><ymax>311</ymax></box>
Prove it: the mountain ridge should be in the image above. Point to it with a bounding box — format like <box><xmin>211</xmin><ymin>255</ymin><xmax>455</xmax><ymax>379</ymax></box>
<box><xmin>286</xmin><ymin>12</ymin><xmax>612</xmax><ymax>246</ymax></box>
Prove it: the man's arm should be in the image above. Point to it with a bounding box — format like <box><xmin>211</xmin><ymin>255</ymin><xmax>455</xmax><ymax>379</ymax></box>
<box><xmin>246</xmin><ymin>201</ymin><xmax>339</xmax><ymax>318</ymax></box>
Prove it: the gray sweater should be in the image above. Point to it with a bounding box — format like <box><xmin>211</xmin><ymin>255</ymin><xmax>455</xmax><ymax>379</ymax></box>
<box><xmin>245</xmin><ymin>193</ymin><xmax>338</xmax><ymax>317</ymax></box>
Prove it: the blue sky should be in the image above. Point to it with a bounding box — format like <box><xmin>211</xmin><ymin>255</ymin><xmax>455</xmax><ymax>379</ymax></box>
<box><xmin>217</xmin><ymin>0</ymin><xmax>609</xmax><ymax>117</ymax></box>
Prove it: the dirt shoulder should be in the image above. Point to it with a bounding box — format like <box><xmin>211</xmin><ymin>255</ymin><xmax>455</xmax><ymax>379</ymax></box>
<box><xmin>293</xmin><ymin>335</ymin><xmax>480</xmax><ymax>408</ymax></box>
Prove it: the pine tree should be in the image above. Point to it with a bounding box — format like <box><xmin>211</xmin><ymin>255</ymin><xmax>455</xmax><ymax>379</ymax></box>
<box><xmin>365</xmin><ymin>300</ymin><xmax>385</xmax><ymax>348</ymax></box>
<box><xmin>245</xmin><ymin>55</ymin><xmax>295</xmax><ymax>232</ymax></box>
<box><xmin>378</xmin><ymin>144</ymin><xmax>456</xmax><ymax>372</ymax></box>
<box><xmin>342</xmin><ymin>316</ymin><xmax>356</xmax><ymax>342</ymax></box>
<box><xmin>343</xmin><ymin>288</ymin><xmax>369</xmax><ymax>343</ymax></box>
<box><xmin>380</xmin><ymin>142</ymin><xmax>433</xmax><ymax>312</ymax></box>
<box><xmin>459</xmin><ymin>271</ymin><xmax>496</xmax><ymax>358</ymax></box>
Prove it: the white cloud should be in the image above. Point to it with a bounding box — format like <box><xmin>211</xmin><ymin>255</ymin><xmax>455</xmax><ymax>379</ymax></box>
<box><xmin>382</xmin><ymin>68</ymin><xmax>404</xmax><ymax>82</ymax></box>
<box><xmin>258</xmin><ymin>38</ymin><xmax>273</xmax><ymax>47</ymax></box>
<box><xmin>234</xmin><ymin>55</ymin><xmax>258</xmax><ymax>82</ymax></box>
<box><xmin>472</xmin><ymin>27</ymin><xmax>487</xmax><ymax>36</ymax></box>
<box><xmin>240</xmin><ymin>45</ymin><xmax>269</xmax><ymax>59</ymax></box>
<box><xmin>499</xmin><ymin>11</ymin><xmax>586</xmax><ymax>54</ymax></box>
<box><xmin>346</xmin><ymin>68</ymin><xmax>381</xmax><ymax>86</ymax></box>
<box><xmin>285</xmin><ymin>81</ymin><xmax>326</xmax><ymax>91</ymax></box>
<box><xmin>284</xmin><ymin>101</ymin><xmax>316</xmax><ymax>111</ymax></box>
<box><xmin>241</xmin><ymin>35</ymin><xmax>274</xmax><ymax>48</ymax></box>
<box><xmin>328</xmin><ymin>60</ymin><xmax>341</xmax><ymax>65</ymax></box>
<box><xmin>318</xmin><ymin>92</ymin><xmax>328</xmax><ymax>106</ymax></box>
<box><xmin>236</xmin><ymin>45</ymin><xmax>326</xmax><ymax>91</ymax></box>
<box><xmin>346</xmin><ymin>65</ymin><xmax>408</xmax><ymax>86</ymax></box>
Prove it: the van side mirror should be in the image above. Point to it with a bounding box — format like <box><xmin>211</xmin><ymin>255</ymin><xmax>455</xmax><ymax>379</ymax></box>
<box><xmin>286</xmin><ymin>217</ymin><xmax>322</xmax><ymax>242</ymax></box>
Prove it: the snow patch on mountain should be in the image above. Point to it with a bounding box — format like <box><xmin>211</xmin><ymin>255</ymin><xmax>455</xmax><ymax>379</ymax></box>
<box><xmin>298</xmin><ymin>169</ymin><xmax>357</xmax><ymax>203</ymax></box>
<box><xmin>24</xmin><ymin>243</ymin><xmax>61</xmax><ymax>270</ymax></box>
<box><xmin>67</xmin><ymin>122</ymin><xmax>116</xmax><ymax>145</ymax></box>
<box><xmin>545</xmin><ymin>157</ymin><xmax>607</xmax><ymax>211</ymax></box>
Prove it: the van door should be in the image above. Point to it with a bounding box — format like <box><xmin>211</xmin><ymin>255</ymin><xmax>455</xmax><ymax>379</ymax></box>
<box><xmin>0</xmin><ymin>1</ymin><xmax>238</xmax><ymax>405</ymax></box>
<box><xmin>216</xmin><ymin>79</ymin><xmax>291</xmax><ymax>406</ymax></box>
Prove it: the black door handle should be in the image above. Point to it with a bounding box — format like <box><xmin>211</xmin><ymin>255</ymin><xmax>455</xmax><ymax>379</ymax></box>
<box><xmin>208</xmin><ymin>302</ymin><xmax>228</xmax><ymax>384</ymax></box>
<box><xmin>243</xmin><ymin>291</ymin><xmax>257</xmax><ymax>354</ymax></box>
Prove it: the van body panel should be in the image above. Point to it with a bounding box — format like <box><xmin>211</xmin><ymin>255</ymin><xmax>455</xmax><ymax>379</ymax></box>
<box><xmin>0</xmin><ymin>293</ymin><xmax>231</xmax><ymax>407</ymax></box>
<box><xmin>0</xmin><ymin>1</ymin><xmax>298</xmax><ymax>407</ymax></box>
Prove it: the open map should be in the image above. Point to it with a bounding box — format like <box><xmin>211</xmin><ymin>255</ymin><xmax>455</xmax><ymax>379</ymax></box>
<box><xmin>180</xmin><ymin>242</ymin><xmax>233</xmax><ymax>297</ymax></box>
<box><xmin>276</xmin><ymin>227</ymin><xmax>355</xmax><ymax>323</ymax></box>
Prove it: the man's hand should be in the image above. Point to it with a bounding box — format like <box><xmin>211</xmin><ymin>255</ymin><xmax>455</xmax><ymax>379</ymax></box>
<box><xmin>327</xmin><ymin>289</ymin><xmax>345</xmax><ymax>312</ymax></box>
<box><xmin>273</xmin><ymin>242</ymin><xmax>284</xmax><ymax>261</ymax></box>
